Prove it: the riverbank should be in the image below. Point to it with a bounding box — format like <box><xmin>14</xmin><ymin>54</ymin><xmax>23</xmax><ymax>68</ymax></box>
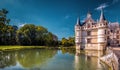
<box><xmin>0</xmin><ymin>46</ymin><xmax>75</xmax><ymax>51</ymax></box>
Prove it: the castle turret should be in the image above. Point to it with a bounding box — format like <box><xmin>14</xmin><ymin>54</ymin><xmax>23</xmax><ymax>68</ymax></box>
<box><xmin>99</xmin><ymin>9</ymin><xmax>106</xmax><ymax>23</ymax></box>
<box><xmin>75</xmin><ymin>17</ymin><xmax>82</xmax><ymax>50</ymax></box>
<box><xmin>97</xmin><ymin>9</ymin><xmax>108</xmax><ymax>50</ymax></box>
<box><xmin>87</xmin><ymin>12</ymin><xmax>92</xmax><ymax>19</ymax></box>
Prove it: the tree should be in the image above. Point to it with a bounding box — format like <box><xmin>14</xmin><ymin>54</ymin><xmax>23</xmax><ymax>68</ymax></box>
<box><xmin>35</xmin><ymin>26</ymin><xmax>48</xmax><ymax>45</ymax></box>
<box><xmin>0</xmin><ymin>9</ymin><xmax>16</xmax><ymax>45</ymax></box>
<box><xmin>61</xmin><ymin>37</ymin><xmax>75</xmax><ymax>47</ymax></box>
<box><xmin>68</xmin><ymin>37</ymin><xmax>75</xmax><ymax>46</ymax></box>
<box><xmin>16</xmin><ymin>24</ymin><xmax>58</xmax><ymax>46</ymax></box>
<box><xmin>61</xmin><ymin>38</ymin><xmax>69</xmax><ymax>46</ymax></box>
<box><xmin>16</xmin><ymin>24</ymin><xmax>36</xmax><ymax>45</ymax></box>
<box><xmin>0</xmin><ymin>8</ymin><xmax>10</xmax><ymax>25</ymax></box>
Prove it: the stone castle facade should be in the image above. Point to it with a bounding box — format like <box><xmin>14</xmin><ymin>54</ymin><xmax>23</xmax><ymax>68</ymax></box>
<box><xmin>75</xmin><ymin>10</ymin><xmax>120</xmax><ymax>50</ymax></box>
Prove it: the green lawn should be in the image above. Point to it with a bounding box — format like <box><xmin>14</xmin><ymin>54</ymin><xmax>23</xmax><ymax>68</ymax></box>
<box><xmin>0</xmin><ymin>46</ymin><xmax>75</xmax><ymax>51</ymax></box>
<box><xmin>0</xmin><ymin>46</ymin><xmax>46</xmax><ymax>51</ymax></box>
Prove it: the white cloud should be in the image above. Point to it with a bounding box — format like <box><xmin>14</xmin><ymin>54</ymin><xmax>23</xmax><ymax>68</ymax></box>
<box><xmin>18</xmin><ymin>23</ymin><xmax>26</xmax><ymax>28</ymax></box>
<box><xmin>10</xmin><ymin>18</ymin><xmax>26</xmax><ymax>28</ymax></box>
<box><xmin>95</xmin><ymin>3</ymin><xmax>109</xmax><ymax>10</ymax></box>
<box><xmin>95</xmin><ymin>0</ymin><xmax>119</xmax><ymax>11</ymax></box>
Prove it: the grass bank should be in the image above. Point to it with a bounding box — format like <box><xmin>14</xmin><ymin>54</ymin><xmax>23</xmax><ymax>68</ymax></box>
<box><xmin>0</xmin><ymin>46</ymin><xmax>75</xmax><ymax>51</ymax></box>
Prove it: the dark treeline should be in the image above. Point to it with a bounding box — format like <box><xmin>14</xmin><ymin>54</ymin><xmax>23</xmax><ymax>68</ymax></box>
<box><xmin>0</xmin><ymin>9</ymin><xmax>75</xmax><ymax>47</ymax></box>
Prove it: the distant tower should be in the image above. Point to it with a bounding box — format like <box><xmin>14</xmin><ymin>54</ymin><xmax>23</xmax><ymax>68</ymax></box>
<box><xmin>97</xmin><ymin>9</ymin><xmax>108</xmax><ymax>50</ymax></box>
<box><xmin>75</xmin><ymin>17</ymin><xmax>82</xmax><ymax>50</ymax></box>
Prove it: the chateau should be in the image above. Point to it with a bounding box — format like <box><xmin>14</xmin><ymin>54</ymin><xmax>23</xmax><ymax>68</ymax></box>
<box><xmin>75</xmin><ymin>10</ymin><xmax>120</xmax><ymax>50</ymax></box>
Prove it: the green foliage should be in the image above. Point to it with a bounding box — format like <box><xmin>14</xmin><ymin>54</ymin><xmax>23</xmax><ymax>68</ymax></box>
<box><xmin>16</xmin><ymin>24</ymin><xmax>58</xmax><ymax>46</ymax></box>
<box><xmin>61</xmin><ymin>37</ymin><xmax>75</xmax><ymax>47</ymax></box>
<box><xmin>0</xmin><ymin>8</ymin><xmax>10</xmax><ymax>25</ymax></box>
<box><xmin>45</xmin><ymin>32</ymin><xmax>58</xmax><ymax>46</ymax></box>
<box><xmin>0</xmin><ymin>9</ymin><xmax>16</xmax><ymax>45</ymax></box>
<box><xmin>16</xmin><ymin>24</ymin><xmax>36</xmax><ymax>45</ymax></box>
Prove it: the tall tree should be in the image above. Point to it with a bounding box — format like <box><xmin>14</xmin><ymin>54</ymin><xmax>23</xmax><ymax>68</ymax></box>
<box><xmin>0</xmin><ymin>9</ymin><xmax>14</xmax><ymax>45</ymax></box>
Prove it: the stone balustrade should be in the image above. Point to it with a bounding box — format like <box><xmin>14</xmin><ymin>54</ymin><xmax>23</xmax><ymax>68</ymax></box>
<box><xmin>100</xmin><ymin>48</ymin><xmax>119</xmax><ymax>70</ymax></box>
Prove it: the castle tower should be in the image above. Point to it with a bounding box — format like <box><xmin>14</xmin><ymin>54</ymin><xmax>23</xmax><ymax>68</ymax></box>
<box><xmin>87</xmin><ymin>11</ymin><xmax>92</xmax><ymax>19</ymax></box>
<box><xmin>75</xmin><ymin>17</ymin><xmax>82</xmax><ymax>50</ymax></box>
<box><xmin>97</xmin><ymin>9</ymin><xmax>108</xmax><ymax>50</ymax></box>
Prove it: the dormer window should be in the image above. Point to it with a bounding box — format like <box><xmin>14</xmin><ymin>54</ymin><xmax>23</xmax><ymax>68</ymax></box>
<box><xmin>87</xmin><ymin>24</ymin><xmax>90</xmax><ymax>28</ymax></box>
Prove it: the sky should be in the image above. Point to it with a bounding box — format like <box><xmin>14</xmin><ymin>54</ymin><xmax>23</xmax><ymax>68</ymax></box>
<box><xmin>0</xmin><ymin>0</ymin><xmax>120</xmax><ymax>39</ymax></box>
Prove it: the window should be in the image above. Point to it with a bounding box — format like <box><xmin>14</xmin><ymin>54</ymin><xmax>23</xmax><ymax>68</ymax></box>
<box><xmin>111</xmin><ymin>30</ymin><xmax>113</xmax><ymax>33</ymax></box>
<box><xmin>117</xmin><ymin>35</ymin><xmax>119</xmax><ymax>39</ymax></box>
<box><xmin>105</xmin><ymin>30</ymin><xmax>106</xmax><ymax>34</ymax></box>
<box><xmin>87</xmin><ymin>24</ymin><xmax>90</xmax><ymax>28</ymax></box>
<box><xmin>117</xmin><ymin>31</ymin><xmax>119</xmax><ymax>34</ymax></box>
<box><xmin>108</xmin><ymin>31</ymin><xmax>110</xmax><ymax>34</ymax></box>
<box><xmin>107</xmin><ymin>36</ymin><xmax>109</xmax><ymax>39</ymax></box>
<box><xmin>76</xmin><ymin>32</ymin><xmax>79</xmax><ymax>36</ymax></box>
<box><xmin>87</xmin><ymin>31</ymin><xmax>91</xmax><ymax>36</ymax></box>
<box><xmin>87</xmin><ymin>39</ymin><xmax>91</xmax><ymax>43</ymax></box>
<box><xmin>117</xmin><ymin>40</ymin><xmax>119</xmax><ymax>44</ymax></box>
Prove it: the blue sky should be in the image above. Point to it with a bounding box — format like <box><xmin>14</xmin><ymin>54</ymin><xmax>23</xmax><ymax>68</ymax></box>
<box><xmin>0</xmin><ymin>0</ymin><xmax>120</xmax><ymax>39</ymax></box>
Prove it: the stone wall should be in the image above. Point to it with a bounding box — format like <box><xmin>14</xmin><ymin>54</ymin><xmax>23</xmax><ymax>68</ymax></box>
<box><xmin>100</xmin><ymin>48</ymin><xmax>119</xmax><ymax>70</ymax></box>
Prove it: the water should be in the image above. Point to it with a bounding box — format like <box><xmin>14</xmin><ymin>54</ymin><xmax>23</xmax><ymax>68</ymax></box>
<box><xmin>0</xmin><ymin>49</ymin><xmax>109</xmax><ymax>70</ymax></box>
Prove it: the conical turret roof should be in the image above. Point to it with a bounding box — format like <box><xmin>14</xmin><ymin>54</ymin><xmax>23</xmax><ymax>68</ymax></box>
<box><xmin>99</xmin><ymin>9</ymin><xmax>106</xmax><ymax>22</ymax></box>
<box><xmin>76</xmin><ymin>17</ymin><xmax>82</xmax><ymax>26</ymax></box>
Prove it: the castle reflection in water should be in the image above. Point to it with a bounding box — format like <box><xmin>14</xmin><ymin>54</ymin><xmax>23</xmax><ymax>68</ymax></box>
<box><xmin>74</xmin><ymin>50</ymin><xmax>108</xmax><ymax>70</ymax></box>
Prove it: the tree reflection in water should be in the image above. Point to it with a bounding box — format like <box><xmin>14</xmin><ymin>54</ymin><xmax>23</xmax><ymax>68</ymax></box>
<box><xmin>0</xmin><ymin>49</ymin><xmax>57</xmax><ymax>69</ymax></box>
<box><xmin>0</xmin><ymin>51</ymin><xmax>16</xmax><ymax>68</ymax></box>
<box><xmin>16</xmin><ymin>49</ymin><xmax>57</xmax><ymax>68</ymax></box>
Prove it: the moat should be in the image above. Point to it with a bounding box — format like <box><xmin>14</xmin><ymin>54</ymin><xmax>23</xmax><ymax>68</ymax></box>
<box><xmin>0</xmin><ymin>49</ymin><xmax>109</xmax><ymax>70</ymax></box>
